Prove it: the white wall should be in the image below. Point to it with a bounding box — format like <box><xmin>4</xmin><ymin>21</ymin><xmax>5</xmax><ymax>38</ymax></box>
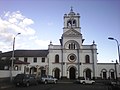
<box><xmin>97</xmin><ymin>63</ymin><xmax>120</xmax><ymax>79</ymax></box>
<box><xmin>0</xmin><ymin>70</ymin><xmax>22</xmax><ymax>78</ymax></box>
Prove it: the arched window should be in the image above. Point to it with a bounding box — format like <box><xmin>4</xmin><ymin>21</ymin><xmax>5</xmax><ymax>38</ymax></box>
<box><xmin>67</xmin><ymin>19</ymin><xmax>77</xmax><ymax>27</ymax></box>
<box><xmin>85</xmin><ymin>55</ymin><xmax>90</xmax><ymax>63</ymax></box>
<box><xmin>111</xmin><ymin>72</ymin><xmax>115</xmax><ymax>79</ymax></box>
<box><xmin>86</xmin><ymin>69</ymin><xmax>91</xmax><ymax>79</ymax></box>
<box><xmin>55</xmin><ymin>54</ymin><xmax>59</xmax><ymax>63</ymax></box>
<box><xmin>101</xmin><ymin>69</ymin><xmax>107</xmax><ymax>79</ymax></box>
<box><xmin>67</xmin><ymin>20</ymin><xmax>72</xmax><ymax>27</ymax></box>
<box><xmin>109</xmin><ymin>69</ymin><xmax>115</xmax><ymax>79</ymax></box>
<box><xmin>30</xmin><ymin>67</ymin><xmax>37</xmax><ymax>74</ymax></box>
<box><xmin>69</xmin><ymin>43</ymin><xmax>75</xmax><ymax>49</ymax></box>
<box><xmin>15</xmin><ymin>65</ymin><xmax>18</xmax><ymax>70</ymax></box>
<box><xmin>73</xmin><ymin>20</ymin><xmax>76</xmax><ymax>26</ymax></box>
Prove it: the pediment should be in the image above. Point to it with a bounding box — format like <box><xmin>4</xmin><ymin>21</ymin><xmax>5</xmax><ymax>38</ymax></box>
<box><xmin>63</xmin><ymin>29</ymin><xmax>81</xmax><ymax>36</ymax></box>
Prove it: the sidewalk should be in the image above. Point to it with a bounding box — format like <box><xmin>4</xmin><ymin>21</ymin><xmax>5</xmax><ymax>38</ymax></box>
<box><xmin>0</xmin><ymin>82</ymin><xmax>14</xmax><ymax>89</ymax></box>
<box><xmin>57</xmin><ymin>79</ymin><xmax>75</xmax><ymax>83</ymax></box>
<box><xmin>0</xmin><ymin>80</ymin><xmax>75</xmax><ymax>89</ymax></box>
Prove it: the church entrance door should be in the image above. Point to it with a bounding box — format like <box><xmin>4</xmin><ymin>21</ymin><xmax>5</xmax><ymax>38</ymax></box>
<box><xmin>54</xmin><ymin>68</ymin><xmax>60</xmax><ymax>79</ymax></box>
<box><xmin>85</xmin><ymin>69</ymin><xmax>91</xmax><ymax>79</ymax></box>
<box><xmin>69</xmin><ymin>67</ymin><xmax>76</xmax><ymax>79</ymax></box>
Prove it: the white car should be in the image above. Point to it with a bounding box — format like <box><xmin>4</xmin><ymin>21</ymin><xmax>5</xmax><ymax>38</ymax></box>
<box><xmin>39</xmin><ymin>75</ymin><xmax>58</xmax><ymax>84</ymax></box>
<box><xmin>78</xmin><ymin>79</ymin><xmax>95</xmax><ymax>84</ymax></box>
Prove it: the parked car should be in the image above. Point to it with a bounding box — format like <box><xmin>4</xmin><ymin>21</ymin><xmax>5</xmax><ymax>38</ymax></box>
<box><xmin>13</xmin><ymin>74</ymin><xmax>38</xmax><ymax>86</ymax></box>
<box><xmin>76</xmin><ymin>79</ymin><xmax>95</xmax><ymax>84</ymax></box>
<box><xmin>110</xmin><ymin>80</ymin><xmax>120</xmax><ymax>86</ymax></box>
<box><xmin>37</xmin><ymin>75</ymin><xmax>58</xmax><ymax>84</ymax></box>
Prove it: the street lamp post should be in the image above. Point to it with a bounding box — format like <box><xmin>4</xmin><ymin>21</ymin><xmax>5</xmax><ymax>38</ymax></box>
<box><xmin>115</xmin><ymin>60</ymin><xmax>118</xmax><ymax>80</ymax></box>
<box><xmin>108</xmin><ymin>37</ymin><xmax>120</xmax><ymax>63</ymax></box>
<box><xmin>112</xmin><ymin>60</ymin><xmax>118</xmax><ymax>80</ymax></box>
<box><xmin>10</xmin><ymin>33</ymin><xmax>21</xmax><ymax>82</ymax></box>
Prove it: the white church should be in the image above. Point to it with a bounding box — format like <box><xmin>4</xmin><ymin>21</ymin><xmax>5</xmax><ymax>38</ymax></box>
<box><xmin>0</xmin><ymin>8</ymin><xmax>120</xmax><ymax>80</ymax></box>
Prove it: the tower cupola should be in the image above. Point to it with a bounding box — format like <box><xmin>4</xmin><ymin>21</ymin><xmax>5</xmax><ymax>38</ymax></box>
<box><xmin>68</xmin><ymin>7</ymin><xmax>76</xmax><ymax>16</ymax></box>
<box><xmin>63</xmin><ymin>7</ymin><xmax>81</xmax><ymax>33</ymax></box>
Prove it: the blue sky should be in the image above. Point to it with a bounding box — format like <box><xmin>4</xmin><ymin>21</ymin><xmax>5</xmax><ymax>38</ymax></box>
<box><xmin>0</xmin><ymin>0</ymin><xmax>120</xmax><ymax>63</ymax></box>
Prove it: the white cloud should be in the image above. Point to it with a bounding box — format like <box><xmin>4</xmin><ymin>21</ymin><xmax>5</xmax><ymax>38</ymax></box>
<box><xmin>0</xmin><ymin>11</ymin><xmax>35</xmax><ymax>35</ymax></box>
<box><xmin>29</xmin><ymin>36</ymin><xmax>37</xmax><ymax>40</ymax></box>
<box><xmin>0</xmin><ymin>11</ymin><xmax>36</xmax><ymax>52</ymax></box>
<box><xmin>19</xmin><ymin>18</ymin><xmax>34</xmax><ymax>28</ymax></box>
<box><xmin>0</xmin><ymin>11</ymin><xmax>56</xmax><ymax>52</ymax></box>
<box><xmin>10</xmin><ymin>11</ymin><xmax>24</xmax><ymax>20</ymax></box>
<box><xmin>23</xmin><ymin>18</ymin><xmax>34</xmax><ymax>26</ymax></box>
<box><xmin>4</xmin><ymin>11</ymin><xmax>10</xmax><ymax>17</ymax></box>
<box><xmin>0</xmin><ymin>41</ymin><xmax>12</xmax><ymax>51</ymax></box>
<box><xmin>9</xmin><ymin>18</ymin><xmax>18</xmax><ymax>24</ymax></box>
<box><xmin>0</xmin><ymin>33</ymin><xmax>13</xmax><ymax>42</ymax></box>
<box><xmin>35</xmin><ymin>39</ymin><xmax>50</xmax><ymax>49</ymax></box>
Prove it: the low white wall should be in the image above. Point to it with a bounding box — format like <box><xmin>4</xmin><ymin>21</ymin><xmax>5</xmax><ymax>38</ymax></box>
<box><xmin>0</xmin><ymin>70</ymin><xmax>22</xmax><ymax>78</ymax></box>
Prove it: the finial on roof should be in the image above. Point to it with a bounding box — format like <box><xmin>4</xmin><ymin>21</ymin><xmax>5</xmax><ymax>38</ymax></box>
<box><xmin>70</xmin><ymin>6</ymin><xmax>73</xmax><ymax>12</ymax></box>
<box><xmin>50</xmin><ymin>41</ymin><xmax>53</xmax><ymax>45</ymax></box>
<box><xmin>68</xmin><ymin>6</ymin><xmax>75</xmax><ymax>15</ymax></box>
<box><xmin>116</xmin><ymin>59</ymin><xmax>118</xmax><ymax>64</ymax></box>
<box><xmin>50</xmin><ymin>41</ymin><xmax>52</xmax><ymax>44</ymax></box>
<box><xmin>93</xmin><ymin>40</ymin><xmax>95</xmax><ymax>44</ymax></box>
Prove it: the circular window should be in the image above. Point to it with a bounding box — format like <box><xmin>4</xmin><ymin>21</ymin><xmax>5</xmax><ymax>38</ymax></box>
<box><xmin>68</xmin><ymin>54</ymin><xmax>76</xmax><ymax>62</ymax></box>
<box><xmin>70</xmin><ymin>55</ymin><xmax>75</xmax><ymax>60</ymax></box>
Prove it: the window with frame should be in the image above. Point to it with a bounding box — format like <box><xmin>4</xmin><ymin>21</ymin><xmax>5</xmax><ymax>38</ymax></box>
<box><xmin>55</xmin><ymin>54</ymin><xmax>59</xmax><ymax>63</ymax></box>
<box><xmin>103</xmin><ymin>72</ymin><xmax>107</xmax><ymax>79</ymax></box>
<box><xmin>101</xmin><ymin>69</ymin><xmax>107</xmax><ymax>79</ymax></box>
<box><xmin>67</xmin><ymin>20</ymin><xmax>72</xmax><ymax>27</ymax></box>
<box><xmin>85</xmin><ymin>55</ymin><xmax>90</xmax><ymax>63</ymax></box>
<box><xmin>68</xmin><ymin>54</ymin><xmax>76</xmax><ymax>62</ymax></box>
<box><xmin>16</xmin><ymin>57</ymin><xmax>19</xmax><ymax>60</ymax></box>
<box><xmin>73</xmin><ymin>20</ymin><xmax>76</xmax><ymax>26</ymax></box>
<box><xmin>42</xmin><ymin>58</ymin><xmax>45</xmax><ymax>63</ymax></box>
<box><xmin>111</xmin><ymin>72</ymin><xmax>115</xmax><ymax>79</ymax></box>
<box><xmin>15</xmin><ymin>65</ymin><xmax>18</xmax><ymax>70</ymax></box>
<box><xmin>67</xmin><ymin>19</ymin><xmax>77</xmax><ymax>27</ymax></box>
<box><xmin>24</xmin><ymin>57</ymin><xmax>28</xmax><ymax>62</ymax></box>
<box><xmin>69</xmin><ymin>43</ymin><xmax>75</xmax><ymax>49</ymax></box>
<box><xmin>33</xmin><ymin>57</ymin><xmax>37</xmax><ymax>63</ymax></box>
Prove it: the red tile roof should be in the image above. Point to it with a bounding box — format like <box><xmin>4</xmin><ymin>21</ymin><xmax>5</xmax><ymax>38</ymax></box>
<box><xmin>1</xmin><ymin>50</ymin><xmax>48</xmax><ymax>57</ymax></box>
<box><xmin>15</xmin><ymin>60</ymin><xmax>30</xmax><ymax>64</ymax></box>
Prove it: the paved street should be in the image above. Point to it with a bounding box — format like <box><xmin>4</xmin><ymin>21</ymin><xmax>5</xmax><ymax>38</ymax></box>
<box><xmin>2</xmin><ymin>83</ymin><xmax>110</xmax><ymax>90</ymax></box>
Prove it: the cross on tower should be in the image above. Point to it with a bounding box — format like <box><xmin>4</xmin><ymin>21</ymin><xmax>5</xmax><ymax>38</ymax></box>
<box><xmin>70</xmin><ymin>6</ymin><xmax>73</xmax><ymax>12</ymax></box>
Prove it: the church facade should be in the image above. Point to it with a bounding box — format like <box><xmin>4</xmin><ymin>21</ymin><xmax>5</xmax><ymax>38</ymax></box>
<box><xmin>0</xmin><ymin>8</ymin><xmax>120</xmax><ymax>80</ymax></box>
<box><xmin>48</xmin><ymin>8</ymin><xmax>98</xmax><ymax>79</ymax></box>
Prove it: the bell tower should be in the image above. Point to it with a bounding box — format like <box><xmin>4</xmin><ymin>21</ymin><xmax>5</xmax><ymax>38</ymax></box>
<box><xmin>60</xmin><ymin>7</ymin><xmax>84</xmax><ymax>48</ymax></box>
<box><xmin>63</xmin><ymin>7</ymin><xmax>81</xmax><ymax>33</ymax></box>
<box><xmin>59</xmin><ymin>7</ymin><xmax>84</xmax><ymax>79</ymax></box>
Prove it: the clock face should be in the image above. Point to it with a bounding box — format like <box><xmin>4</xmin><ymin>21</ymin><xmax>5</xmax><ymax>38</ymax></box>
<box><xmin>68</xmin><ymin>53</ymin><xmax>76</xmax><ymax>62</ymax></box>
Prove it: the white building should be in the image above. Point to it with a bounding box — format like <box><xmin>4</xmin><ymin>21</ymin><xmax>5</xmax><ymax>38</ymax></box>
<box><xmin>0</xmin><ymin>8</ymin><xmax>120</xmax><ymax>80</ymax></box>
